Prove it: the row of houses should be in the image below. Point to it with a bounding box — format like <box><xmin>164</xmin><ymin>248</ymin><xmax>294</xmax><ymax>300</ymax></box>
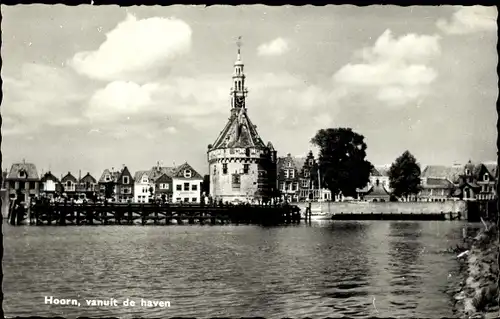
<box><xmin>2</xmin><ymin>161</ymin><xmax>204</xmax><ymax>204</ymax></box>
<box><xmin>277</xmin><ymin>152</ymin><xmax>497</xmax><ymax>202</ymax></box>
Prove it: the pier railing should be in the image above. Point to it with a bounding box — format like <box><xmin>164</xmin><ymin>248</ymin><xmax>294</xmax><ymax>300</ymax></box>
<box><xmin>12</xmin><ymin>202</ymin><xmax>302</xmax><ymax>226</ymax></box>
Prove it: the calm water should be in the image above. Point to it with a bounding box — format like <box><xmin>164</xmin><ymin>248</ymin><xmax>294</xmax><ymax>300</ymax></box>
<box><xmin>3</xmin><ymin>220</ymin><xmax>477</xmax><ymax>318</ymax></box>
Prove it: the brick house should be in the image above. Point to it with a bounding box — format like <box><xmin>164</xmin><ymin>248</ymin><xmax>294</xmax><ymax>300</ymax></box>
<box><xmin>98</xmin><ymin>166</ymin><xmax>134</xmax><ymax>202</ymax></box>
<box><xmin>6</xmin><ymin>162</ymin><xmax>40</xmax><ymax>203</ymax></box>
<box><xmin>475</xmin><ymin>163</ymin><xmax>497</xmax><ymax>201</ymax></box>
<box><xmin>419</xmin><ymin>164</ymin><xmax>462</xmax><ymax>201</ymax></box>
<box><xmin>277</xmin><ymin>153</ymin><xmax>302</xmax><ymax>202</ymax></box>
<box><xmin>134</xmin><ymin>165</ymin><xmax>175</xmax><ymax>203</ymax></box>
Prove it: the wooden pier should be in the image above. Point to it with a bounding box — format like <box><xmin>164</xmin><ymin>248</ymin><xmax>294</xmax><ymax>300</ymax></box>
<box><xmin>11</xmin><ymin>202</ymin><xmax>302</xmax><ymax>226</ymax></box>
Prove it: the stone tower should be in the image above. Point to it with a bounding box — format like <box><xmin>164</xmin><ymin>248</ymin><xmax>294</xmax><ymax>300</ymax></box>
<box><xmin>207</xmin><ymin>42</ymin><xmax>277</xmax><ymax>203</ymax></box>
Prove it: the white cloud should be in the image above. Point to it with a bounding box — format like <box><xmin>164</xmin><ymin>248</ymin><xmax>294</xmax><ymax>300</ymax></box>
<box><xmin>2</xmin><ymin>63</ymin><xmax>89</xmax><ymax>135</ymax></box>
<box><xmin>333</xmin><ymin>29</ymin><xmax>441</xmax><ymax>106</ymax></box>
<box><xmin>257</xmin><ymin>37</ymin><xmax>290</xmax><ymax>56</ymax></box>
<box><xmin>437</xmin><ymin>6</ymin><xmax>497</xmax><ymax>35</ymax></box>
<box><xmin>86</xmin><ymin>81</ymin><xmax>160</xmax><ymax>120</ymax></box>
<box><xmin>69</xmin><ymin>13</ymin><xmax>192</xmax><ymax>82</ymax></box>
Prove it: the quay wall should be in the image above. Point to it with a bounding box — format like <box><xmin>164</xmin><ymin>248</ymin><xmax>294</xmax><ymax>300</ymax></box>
<box><xmin>296</xmin><ymin>201</ymin><xmax>467</xmax><ymax>215</ymax></box>
<box><xmin>1</xmin><ymin>190</ymin><xmax>8</xmax><ymax>218</ymax></box>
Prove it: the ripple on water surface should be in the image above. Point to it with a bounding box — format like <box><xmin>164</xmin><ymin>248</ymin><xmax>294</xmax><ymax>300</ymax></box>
<box><xmin>3</xmin><ymin>221</ymin><xmax>470</xmax><ymax>318</ymax></box>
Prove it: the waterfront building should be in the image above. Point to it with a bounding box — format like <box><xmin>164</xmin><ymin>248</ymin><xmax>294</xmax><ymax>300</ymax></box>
<box><xmin>5</xmin><ymin>161</ymin><xmax>40</xmax><ymax>203</ymax></box>
<box><xmin>61</xmin><ymin>172</ymin><xmax>78</xmax><ymax>199</ymax></box>
<box><xmin>133</xmin><ymin>163</ymin><xmax>202</xmax><ymax>203</ymax></box>
<box><xmin>40</xmin><ymin>171</ymin><xmax>63</xmax><ymax>199</ymax></box>
<box><xmin>419</xmin><ymin>164</ymin><xmax>462</xmax><ymax>201</ymax></box>
<box><xmin>475</xmin><ymin>163</ymin><xmax>497</xmax><ymax>200</ymax></box>
<box><xmin>77</xmin><ymin>172</ymin><xmax>98</xmax><ymax>201</ymax></box>
<box><xmin>207</xmin><ymin>45</ymin><xmax>278</xmax><ymax>203</ymax></box>
<box><xmin>98</xmin><ymin>166</ymin><xmax>134</xmax><ymax>202</ymax></box>
<box><xmin>133</xmin><ymin>170</ymin><xmax>155</xmax><ymax>203</ymax></box>
<box><xmin>357</xmin><ymin>166</ymin><xmax>392</xmax><ymax>201</ymax></box>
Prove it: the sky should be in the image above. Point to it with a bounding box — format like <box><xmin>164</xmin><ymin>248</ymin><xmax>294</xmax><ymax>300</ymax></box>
<box><xmin>1</xmin><ymin>5</ymin><xmax>498</xmax><ymax>178</ymax></box>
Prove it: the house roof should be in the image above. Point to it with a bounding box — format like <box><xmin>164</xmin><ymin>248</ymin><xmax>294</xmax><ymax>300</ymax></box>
<box><xmin>61</xmin><ymin>172</ymin><xmax>77</xmax><ymax>182</ymax></box>
<box><xmin>149</xmin><ymin>166</ymin><xmax>176</xmax><ymax>180</ymax></box>
<box><xmin>365</xmin><ymin>183</ymin><xmax>390</xmax><ymax>197</ymax></box>
<box><xmin>134</xmin><ymin>170</ymin><xmax>151</xmax><ymax>182</ymax></box>
<box><xmin>171</xmin><ymin>162</ymin><xmax>203</xmax><ymax>180</ymax></box>
<box><xmin>421</xmin><ymin>165</ymin><xmax>463</xmax><ymax>183</ymax></box>
<box><xmin>483</xmin><ymin>163</ymin><xmax>498</xmax><ymax>178</ymax></box>
<box><xmin>278</xmin><ymin>154</ymin><xmax>305</xmax><ymax>171</ymax></box>
<box><xmin>210</xmin><ymin>108</ymin><xmax>267</xmax><ymax>150</ymax></box>
<box><xmin>80</xmin><ymin>173</ymin><xmax>96</xmax><ymax>184</ymax></box>
<box><xmin>7</xmin><ymin>163</ymin><xmax>39</xmax><ymax>180</ymax></box>
<box><xmin>98</xmin><ymin>169</ymin><xmax>120</xmax><ymax>183</ymax></box>
<box><xmin>423</xmin><ymin>178</ymin><xmax>455</xmax><ymax>189</ymax></box>
<box><xmin>40</xmin><ymin>171</ymin><xmax>60</xmax><ymax>183</ymax></box>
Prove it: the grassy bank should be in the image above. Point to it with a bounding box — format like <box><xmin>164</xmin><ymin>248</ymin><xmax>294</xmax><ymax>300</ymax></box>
<box><xmin>453</xmin><ymin>223</ymin><xmax>499</xmax><ymax>318</ymax></box>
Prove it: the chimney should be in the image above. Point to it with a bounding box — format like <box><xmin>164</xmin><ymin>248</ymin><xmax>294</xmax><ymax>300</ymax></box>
<box><xmin>79</xmin><ymin>170</ymin><xmax>82</xmax><ymax>181</ymax></box>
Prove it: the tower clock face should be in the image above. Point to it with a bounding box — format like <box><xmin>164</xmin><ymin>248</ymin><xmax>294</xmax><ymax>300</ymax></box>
<box><xmin>235</xmin><ymin>96</ymin><xmax>245</xmax><ymax>108</ymax></box>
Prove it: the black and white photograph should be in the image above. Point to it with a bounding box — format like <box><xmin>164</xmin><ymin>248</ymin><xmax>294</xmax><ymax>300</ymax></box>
<box><xmin>1</xmin><ymin>4</ymin><xmax>499</xmax><ymax>318</ymax></box>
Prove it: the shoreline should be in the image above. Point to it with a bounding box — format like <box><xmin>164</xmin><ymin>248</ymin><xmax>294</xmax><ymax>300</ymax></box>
<box><xmin>452</xmin><ymin>223</ymin><xmax>499</xmax><ymax>318</ymax></box>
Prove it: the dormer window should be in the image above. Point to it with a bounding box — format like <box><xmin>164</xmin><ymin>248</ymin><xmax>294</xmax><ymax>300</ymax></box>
<box><xmin>105</xmin><ymin>175</ymin><xmax>110</xmax><ymax>182</ymax></box>
<box><xmin>465</xmin><ymin>169</ymin><xmax>471</xmax><ymax>175</ymax></box>
<box><xmin>19</xmin><ymin>170</ymin><xmax>26</xmax><ymax>178</ymax></box>
<box><xmin>123</xmin><ymin>176</ymin><xmax>129</xmax><ymax>184</ymax></box>
<box><xmin>484</xmin><ymin>173</ymin><xmax>489</xmax><ymax>181</ymax></box>
<box><xmin>287</xmin><ymin>161</ymin><xmax>292</xmax><ymax>168</ymax></box>
<box><xmin>308</xmin><ymin>159</ymin><xmax>314</xmax><ymax>166</ymax></box>
<box><xmin>184</xmin><ymin>169</ymin><xmax>192</xmax><ymax>178</ymax></box>
<box><xmin>66</xmin><ymin>181</ymin><xmax>72</xmax><ymax>187</ymax></box>
<box><xmin>142</xmin><ymin>176</ymin><xmax>148</xmax><ymax>183</ymax></box>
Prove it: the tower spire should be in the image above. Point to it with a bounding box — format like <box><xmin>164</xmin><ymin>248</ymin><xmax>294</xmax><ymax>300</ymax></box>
<box><xmin>231</xmin><ymin>36</ymin><xmax>247</xmax><ymax>115</ymax></box>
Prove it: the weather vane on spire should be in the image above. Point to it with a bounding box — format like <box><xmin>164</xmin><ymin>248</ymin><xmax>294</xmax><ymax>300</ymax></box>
<box><xmin>236</xmin><ymin>36</ymin><xmax>242</xmax><ymax>55</ymax></box>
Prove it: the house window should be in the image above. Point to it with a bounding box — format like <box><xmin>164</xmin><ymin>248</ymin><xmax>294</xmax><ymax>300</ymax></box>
<box><xmin>290</xmin><ymin>170</ymin><xmax>295</xmax><ymax>179</ymax></box>
<box><xmin>105</xmin><ymin>175</ymin><xmax>110</xmax><ymax>182</ymax></box>
<box><xmin>376</xmin><ymin>179</ymin><xmax>380</xmax><ymax>186</ymax></box>
<box><xmin>19</xmin><ymin>171</ymin><xmax>27</xmax><ymax>178</ymax></box>
<box><xmin>245</xmin><ymin>148</ymin><xmax>251</xmax><ymax>157</ymax></box>
<box><xmin>243</xmin><ymin>164</ymin><xmax>249</xmax><ymax>174</ymax></box>
<box><xmin>183</xmin><ymin>198</ymin><xmax>189</xmax><ymax>203</ymax></box>
<box><xmin>142</xmin><ymin>176</ymin><xmax>148</xmax><ymax>183</ymax></box>
<box><xmin>184</xmin><ymin>183</ymin><xmax>189</xmax><ymax>191</ymax></box>
<box><xmin>232</xmin><ymin>174</ymin><xmax>241</xmax><ymax>189</ymax></box>
<box><xmin>192</xmin><ymin>198</ymin><xmax>197</xmax><ymax>202</ymax></box>
<box><xmin>67</xmin><ymin>181</ymin><xmax>72</xmax><ymax>187</ymax></box>
<box><xmin>304</xmin><ymin>170</ymin><xmax>310</xmax><ymax>178</ymax></box>
<box><xmin>176</xmin><ymin>185</ymin><xmax>182</xmax><ymax>191</ymax></box>
<box><xmin>308</xmin><ymin>159</ymin><xmax>314</xmax><ymax>166</ymax></box>
<box><xmin>293</xmin><ymin>183</ymin><xmax>298</xmax><ymax>191</ymax></box>
<box><xmin>192</xmin><ymin>184</ymin><xmax>197</xmax><ymax>191</ymax></box>
<box><xmin>279</xmin><ymin>182</ymin><xmax>284</xmax><ymax>191</ymax></box>
<box><xmin>222</xmin><ymin>164</ymin><xmax>228</xmax><ymax>175</ymax></box>
<box><xmin>184</xmin><ymin>170</ymin><xmax>192</xmax><ymax>178</ymax></box>
<box><xmin>301</xmin><ymin>179</ymin><xmax>309</xmax><ymax>187</ymax></box>
<box><xmin>284</xmin><ymin>170</ymin><xmax>289</xmax><ymax>179</ymax></box>
<box><xmin>466</xmin><ymin>169</ymin><xmax>471</xmax><ymax>175</ymax></box>
<box><xmin>29</xmin><ymin>182</ymin><xmax>35</xmax><ymax>190</ymax></box>
<box><xmin>287</xmin><ymin>161</ymin><xmax>292</xmax><ymax>167</ymax></box>
<box><xmin>123</xmin><ymin>176</ymin><xmax>129</xmax><ymax>184</ymax></box>
<box><xmin>9</xmin><ymin>181</ymin><xmax>15</xmax><ymax>189</ymax></box>
<box><xmin>484</xmin><ymin>173</ymin><xmax>489</xmax><ymax>181</ymax></box>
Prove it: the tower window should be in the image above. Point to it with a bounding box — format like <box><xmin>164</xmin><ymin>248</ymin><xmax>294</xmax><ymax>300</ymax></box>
<box><xmin>222</xmin><ymin>164</ymin><xmax>228</xmax><ymax>174</ymax></box>
<box><xmin>243</xmin><ymin>164</ymin><xmax>249</xmax><ymax>174</ymax></box>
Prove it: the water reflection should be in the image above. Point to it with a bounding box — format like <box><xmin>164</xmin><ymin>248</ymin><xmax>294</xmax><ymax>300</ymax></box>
<box><xmin>3</xmin><ymin>222</ymin><xmax>467</xmax><ymax>318</ymax></box>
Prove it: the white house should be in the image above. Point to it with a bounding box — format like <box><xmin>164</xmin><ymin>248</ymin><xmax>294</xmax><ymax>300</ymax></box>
<box><xmin>133</xmin><ymin>170</ymin><xmax>154</xmax><ymax>203</ymax></box>
<box><xmin>171</xmin><ymin>162</ymin><xmax>203</xmax><ymax>203</ymax></box>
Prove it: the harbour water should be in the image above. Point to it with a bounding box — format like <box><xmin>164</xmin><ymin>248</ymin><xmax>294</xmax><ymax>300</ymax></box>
<box><xmin>3</xmin><ymin>220</ymin><xmax>479</xmax><ymax>318</ymax></box>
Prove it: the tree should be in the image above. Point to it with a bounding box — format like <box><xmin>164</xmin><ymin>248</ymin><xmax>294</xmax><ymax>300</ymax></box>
<box><xmin>201</xmin><ymin>174</ymin><xmax>210</xmax><ymax>195</ymax></box>
<box><xmin>388</xmin><ymin>151</ymin><xmax>422</xmax><ymax>200</ymax></box>
<box><xmin>311</xmin><ymin>128</ymin><xmax>373</xmax><ymax>199</ymax></box>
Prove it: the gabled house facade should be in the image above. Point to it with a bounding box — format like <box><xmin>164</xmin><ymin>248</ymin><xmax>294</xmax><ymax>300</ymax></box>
<box><xmin>61</xmin><ymin>172</ymin><xmax>78</xmax><ymax>199</ymax></box>
<box><xmin>171</xmin><ymin>163</ymin><xmax>203</xmax><ymax>203</ymax></box>
<box><xmin>6</xmin><ymin>162</ymin><xmax>40</xmax><ymax>202</ymax></box>
<box><xmin>476</xmin><ymin>163</ymin><xmax>497</xmax><ymax>201</ymax></box>
<box><xmin>134</xmin><ymin>170</ymin><xmax>154</xmax><ymax>203</ymax></box>
<box><xmin>40</xmin><ymin>171</ymin><xmax>63</xmax><ymax>199</ymax></box>
<box><xmin>98</xmin><ymin>166</ymin><xmax>134</xmax><ymax>202</ymax></box>
<box><xmin>419</xmin><ymin>164</ymin><xmax>462</xmax><ymax>201</ymax></box>
<box><xmin>277</xmin><ymin>153</ymin><xmax>302</xmax><ymax>202</ymax></box>
<box><xmin>77</xmin><ymin>172</ymin><xmax>98</xmax><ymax>201</ymax></box>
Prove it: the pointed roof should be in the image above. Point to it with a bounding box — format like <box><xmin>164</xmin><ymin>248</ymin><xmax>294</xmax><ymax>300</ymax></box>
<box><xmin>61</xmin><ymin>172</ymin><xmax>77</xmax><ymax>182</ymax></box>
<box><xmin>365</xmin><ymin>183</ymin><xmax>391</xmax><ymax>197</ymax></box>
<box><xmin>98</xmin><ymin>169</ymin><xmax>120</xmax><ymax>183</ymax></box>
<box><xmin>40</xmin><ymin>171</ymin><xmax>60</xmax><ymax>183</ymax></box>
<box><xmin>7</xmin><ymin>162</ymin><xmax>39</xmax><ymax>180</ymax></box>
<box><xmin>483</xmin><ymin>163</ymin><xmax>497</xmax><ymax>178</ymax></box>
<box><xmin>172</xmin><ymin>162</ymin><xmax>203</xmax><ymax>180</ymax></box>
<box><xmin>80</xmin><ymin>173</ymin><xmax>96</xmax><ymax>184</ymax></box>
<box><xmin>211</xmin><ymin>109</ymin><xmax>266</xmax><ymax>150</ymax></box>
<box><xmin>134</xmin><ymin>170</ymin><xmax>151</xmax><ymax>182</ymax></box>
